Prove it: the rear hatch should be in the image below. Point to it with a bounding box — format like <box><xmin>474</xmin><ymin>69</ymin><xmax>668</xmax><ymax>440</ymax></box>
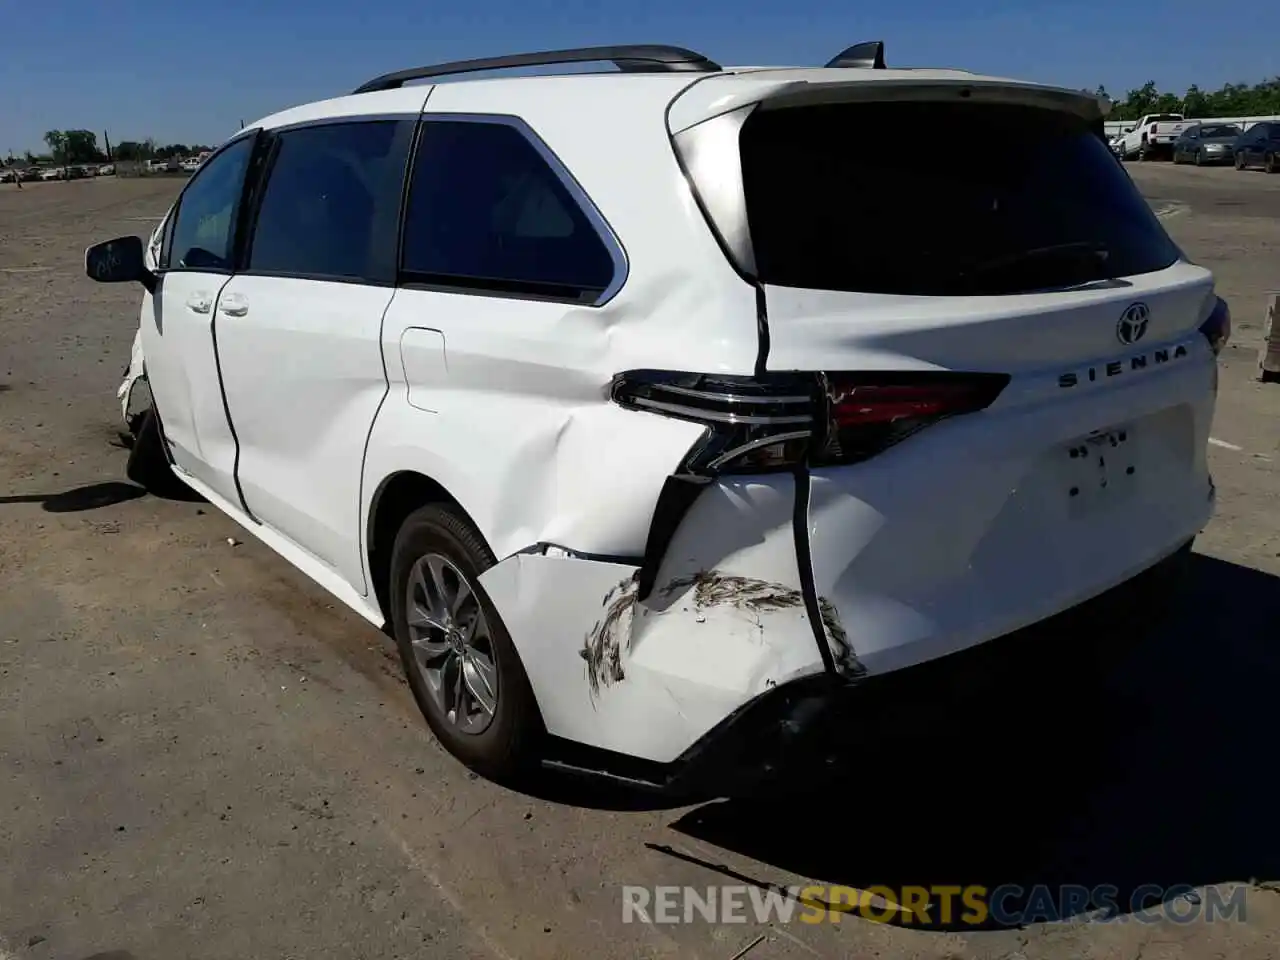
<box><xmin>735</xmin><ymin>97</ymin><xmax>1210</xmax><ymax>371</ymax></box>
<box><xmin>672</xmin><ymin>80</ymin><xmax>1220</xmax><ymax>672</ymax></box>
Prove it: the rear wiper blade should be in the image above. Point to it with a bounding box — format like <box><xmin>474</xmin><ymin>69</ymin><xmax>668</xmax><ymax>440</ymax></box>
<box><xmin>956</xmin><ymin>241</ymin><xmax>1112</xmax><ymax>282</ymax></box>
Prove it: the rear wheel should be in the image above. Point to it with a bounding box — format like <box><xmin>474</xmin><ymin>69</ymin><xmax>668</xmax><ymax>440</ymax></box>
<box><xmin>1236</xmin><ymin>151</ymin><xmax>1247</xmax><ymax>170</ymax></box>
<box><xmin>1194</xmin><ymin>149</ymin><xmax>1204</xmax><ymax>166</ymax></box>
<box><xmin>389</xmin><ymin>504</ymin><xmax>542</xmax><ymax>781</ymax></box>
<box><xmin>1267</xmin><ymin>153</ymin><xmax>1277</xmax><ymax>174</ymax></box>
<box><xmin>1138</xmin><ymin>140</ymin><xmax>1148</xmax><ymax>161</ymax></box>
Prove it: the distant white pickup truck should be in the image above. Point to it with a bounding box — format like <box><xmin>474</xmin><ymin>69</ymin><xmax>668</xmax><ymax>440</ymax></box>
<box><xmin>1118</xmin><ymin>113</ymin><xmax>1191</xmax><ymax>160</ymax></box>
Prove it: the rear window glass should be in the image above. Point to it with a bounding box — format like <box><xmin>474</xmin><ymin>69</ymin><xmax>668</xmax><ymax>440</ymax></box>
<box><xmin>740</xmin><ymin>101</ymin><xmax>1181</xmax><ymax>296</ymax></box>
<box><xmin>1148</xmin><ymin>115</ymin><xmax>1182</xmax><ymax>123</ymax></box>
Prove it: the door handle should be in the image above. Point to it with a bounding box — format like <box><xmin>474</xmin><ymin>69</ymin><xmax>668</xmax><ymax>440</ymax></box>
<box><xmin>219</xmin><ymin>294</ymin><xmax>248</xmax><ymax>318</ymax></box>
<box><xmin>185</xmin><ymin>293</ymin><xmax>212</xmax><ymax>314</ymax></box>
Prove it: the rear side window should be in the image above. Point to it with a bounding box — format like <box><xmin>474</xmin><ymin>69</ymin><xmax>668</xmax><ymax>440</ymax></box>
<box><xmin>247</xmin><ymin>119</ymin><xmax>409</xmax><ymax>282</ymax></box>
<box><xmin>400</xmin><ymin>119</ymin><xmax>618</xmax><ymax>302</ymax></box>
<box><xmin>740</xmin><ymin>101</ymin><xmax>1181</xmax><ymax>296</ymax></box>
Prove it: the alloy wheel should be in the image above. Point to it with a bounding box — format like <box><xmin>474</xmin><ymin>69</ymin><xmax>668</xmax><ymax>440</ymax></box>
<box><xmin>404</xmin><ymin>553</ymin><xmax>499</xmax><ymax>735</ymax></box>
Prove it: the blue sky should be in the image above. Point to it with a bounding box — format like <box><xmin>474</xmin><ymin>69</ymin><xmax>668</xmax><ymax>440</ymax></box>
<box><xmin>2</xmin><ymin>0</ymin><xmax>1275</xmax><ymax>155</ymax></box>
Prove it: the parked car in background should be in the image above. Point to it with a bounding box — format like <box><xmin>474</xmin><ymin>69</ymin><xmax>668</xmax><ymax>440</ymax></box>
<box><xmin>1119</xmin><ymin>113</ymin><xmax>1190</xmax><ymax>160</ymax></box>
<box><xmin>1233</xmin><ymin>121</ymin><xmax>1280</xmax><ymax>172</ymax></box>
<box><xmin>20</xmin><ymin>168</ymin><xmax>43</xmax><ymax>182</ymax></box>
<box><xmin>0</xmin><ymin>167</ymin><xmax>17</xmax><ymax>183</ymax></box>
<box><xmin>98</xmin><ymin>163</ymin><xmax>115</xmax><ymax>176</ymax></box>
<box><xmin>40</xmin><ymin>167</ymin><xmax>64</xmax><ymax>181</ymax></box>
<box><xmin>1173</xmin><ymin>123</ymin><xmax>1241</xmax><ymax>165</ymax></box>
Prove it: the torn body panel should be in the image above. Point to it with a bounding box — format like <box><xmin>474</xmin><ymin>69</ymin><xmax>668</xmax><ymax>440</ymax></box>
<box><xmin>117</xmin><ymin>212</ymin><xmax>169</xmax><ymax>431</ymax></box>
<box><xmin>118</xmin><ymin>326</ymin><xmax>147</xmax><ymax>426</ymax></box>
<box><xmin>479</xmin><ymin>474</ymin><xmax>826</xmax><ymax>764</ymax></box>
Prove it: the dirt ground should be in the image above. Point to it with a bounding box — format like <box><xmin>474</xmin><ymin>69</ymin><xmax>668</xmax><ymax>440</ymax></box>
<box><xmin>1</xmin><ymin>168</ymin><xmax>1278</xmax><ymax>960</ymax></box>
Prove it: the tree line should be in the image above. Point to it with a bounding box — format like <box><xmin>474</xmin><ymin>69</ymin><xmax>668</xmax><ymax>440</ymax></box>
<box><xmin>1096</xmin><ymin>77</ymin><xmax>1280</xmax><ymax>121</ymax></box>
<box><xmin>12</xmin><ymin>79</ymin><xmax>1280</xmax><ymax>164</ymax></box>
<box><xmin>3</xmin><ymin>129</ymin><xmax>212</xmax><ymax>167</ymax></box>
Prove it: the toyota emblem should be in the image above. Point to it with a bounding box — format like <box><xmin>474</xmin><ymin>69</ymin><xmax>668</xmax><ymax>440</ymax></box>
<box><xmin>1116</xmin><ymin>302</ymin><xmax>1150</xmax><ymax>345</ymax></box>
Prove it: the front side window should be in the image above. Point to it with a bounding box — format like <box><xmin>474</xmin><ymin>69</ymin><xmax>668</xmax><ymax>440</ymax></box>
<box><xmin>164</xmin><ymin>135</ymin><xmax>255</xmax><ymax>271</ymax></box>
<box><xmin>247</xmin><ymin>119</ymin><xmax>408</xmax><ymax>281</ymax></box>
<box><xmin>400</xmin><ymin>118</ymin><xmax>618</xmax><ymax>302</ymax></box>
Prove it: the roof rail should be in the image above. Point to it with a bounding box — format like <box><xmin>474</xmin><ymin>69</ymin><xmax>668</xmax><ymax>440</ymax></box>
<box><xmin>352</xmin><ymin>44</ymin><xmax>722</xmax><ymax>94</ymax></box>
<box><xmin>825</xmin><ymin>41</ymin><xmax>886</xmax><ymax>69</ymax></box>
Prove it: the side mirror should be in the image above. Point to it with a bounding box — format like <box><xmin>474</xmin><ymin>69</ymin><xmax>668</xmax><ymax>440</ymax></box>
<box><xmin>85</xmin><ymin>235</ymin><xmax>156</xmax><ymax>293</ymax></box>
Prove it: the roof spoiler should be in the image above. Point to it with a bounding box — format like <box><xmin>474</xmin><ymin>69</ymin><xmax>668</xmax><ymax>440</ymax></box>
<box><xmin>825</xmin><ymin>41</ymin><xmax>886</xmax><ymax>69</ymax></box>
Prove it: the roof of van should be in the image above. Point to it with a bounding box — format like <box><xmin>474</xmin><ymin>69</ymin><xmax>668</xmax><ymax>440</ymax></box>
<box><xmin>248</xmin><ymin>65</ymin><xmax>1107</xmax><ymax>136</ymax></box>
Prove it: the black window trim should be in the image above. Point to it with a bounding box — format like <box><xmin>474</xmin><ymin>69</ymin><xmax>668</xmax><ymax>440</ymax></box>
<box><xmin>396</xmin><ymin>112</ymin><xmax>629</xmax><ymax>307</ymax></box>
<box><xmin>158</xmin><ymin>128</ymin><xmax>264</xmax><ymax>276</ymax></box>
<box><xmin>236</xmin><ymin>113</ymin><xmax>419</xmax><ymax>288</ymax></box>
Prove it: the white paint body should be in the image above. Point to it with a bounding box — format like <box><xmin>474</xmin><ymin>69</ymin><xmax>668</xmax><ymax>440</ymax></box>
<box><xmin>118</xmin><ymin>64</ymin><xmax>1218</xmax><ymax>767</ymax></box>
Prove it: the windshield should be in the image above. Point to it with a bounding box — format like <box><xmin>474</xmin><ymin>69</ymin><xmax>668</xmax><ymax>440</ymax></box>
<box><xmin>740</xmin><ymin>100</ymin><xmax>1180</xmax><ymax>297</ymax></box>
<box><xmin>1200</xmin><ymin>124</ymin><xmax>1240</xmax><ymax>138</ymax></box>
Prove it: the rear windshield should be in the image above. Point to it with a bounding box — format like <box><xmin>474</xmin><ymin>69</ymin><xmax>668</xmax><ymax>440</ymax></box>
<box><xmin>740</xmin><ymin>101</ymin><xmax>1181</xmax><ymax>296</ymax></box>
<box><xmin>1200</xmin><ymin>124</ymin><xmax>1240</xmax><ymax>137</ymax></box>
<box><xmin>1148</xmin><ymin>115</ymin><xmax>1183</xmax><ymax>123</ymax></box>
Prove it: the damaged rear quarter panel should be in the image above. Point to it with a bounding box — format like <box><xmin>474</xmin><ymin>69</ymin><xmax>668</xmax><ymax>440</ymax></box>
<box><xmin>366</xmin><ymin>268</ymin><xmax>754</xmax><ymax>568</ymax></box>
<box><xmin>479</xmin><ymin>473</ymin><xmax>827</xmax><ymax>763</ymax></box>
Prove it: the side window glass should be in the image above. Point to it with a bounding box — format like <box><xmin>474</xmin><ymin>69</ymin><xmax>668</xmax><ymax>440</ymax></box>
<box><xmin>165</xmin><ymin>136</ymin><xmax>255</xmax><ymax>271</ymax></box>
<box><xmin>247</xmin><ymin>120</ymin><xmax>405</xmax><ymax>281</ymax></box>
<box><xmin>401</xmin><ymin>119</ymin><xmax>618</xmax><ymax>301</ymax></box>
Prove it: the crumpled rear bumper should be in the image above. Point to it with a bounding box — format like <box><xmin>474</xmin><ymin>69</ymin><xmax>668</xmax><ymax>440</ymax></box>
<box><xmin>477</xmin><ymin>473</ymin><xmax>832</xmax><ymax>767</ymax></box>
<box><xmin>524</xmin><ymin>539</ymin><xmax>1193</xmax><ymax>797</ymax></box>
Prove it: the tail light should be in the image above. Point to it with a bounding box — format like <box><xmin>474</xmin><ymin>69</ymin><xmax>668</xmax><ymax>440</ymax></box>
<box><xmin>814</xmin><ymin>374</ymin><xmax>1010</xmax><ymax>467</ymax></box>
<box><xmin>611</xmin><ymin>369</ymin><xmax>1009</xmax><ymax>476</ymax></box>
<box><xmin>1199</xmin><ymin>296</ymin><xmax>1231</xmax><ymax>356</ymax></box>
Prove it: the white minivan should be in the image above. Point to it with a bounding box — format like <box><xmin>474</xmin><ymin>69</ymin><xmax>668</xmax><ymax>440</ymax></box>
<box><xmin>87</xmin><ymin>43</ymin><xmax>1228</xmax><ymax>792</ymax></box>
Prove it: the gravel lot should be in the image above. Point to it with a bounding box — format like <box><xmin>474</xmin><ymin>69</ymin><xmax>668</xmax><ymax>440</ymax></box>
<box><xmin>1</xmin><ymin>167</ymin><xmax>1278</xmax><ymax>960</ymax></box>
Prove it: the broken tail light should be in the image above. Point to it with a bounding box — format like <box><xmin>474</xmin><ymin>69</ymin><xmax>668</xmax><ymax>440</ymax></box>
<box><xmin>1199</xmin><ymin>296</ymin><xmax>1230</xmax><ymax>356</ymax></box>
<box><xmin>610</xmin><ymin>370</ymin><xmax>817</xmax><ymax>475</ymax></box>
<box><xmin>611</xmin><ymin>369</ymin><xmax>1010</xmax><ymax>475</ymax></box>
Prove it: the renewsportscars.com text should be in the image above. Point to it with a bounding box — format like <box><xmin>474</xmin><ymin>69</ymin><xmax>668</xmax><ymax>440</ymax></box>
<box><xmin>622</xmin><ymin>884</ymin><xmax>1248</xmax><ymax>926</ymax></box>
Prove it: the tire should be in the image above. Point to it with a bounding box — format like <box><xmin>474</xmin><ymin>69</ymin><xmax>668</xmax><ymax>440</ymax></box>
<box><xmin>1236</xmin><ymin>151</ymin><xmax>1247</xmax><ymax>171</ymax></box>
<box><xmin>389</xmin><ymin>504</ymin><xmax>542</xmax><ymax>781</ymax></box>
<box><xmin>1267</xmin><ymin>153</ymin><xmax>1277</xmax><ymax>174</ymax></box>
<box><xmin>1138</xmin><ymin>141</ymin><xmax>1148</xmax><ymax>161</ymax></box>
<box><xmin>1194</xmin><ymin>149</ymin><xmax>1204</xmax><ymax>167</ymax></box>
<box><xmin>126</xmin><ymin>404</ymin><xmax>188</xmax><ymax>498</ymax></box>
